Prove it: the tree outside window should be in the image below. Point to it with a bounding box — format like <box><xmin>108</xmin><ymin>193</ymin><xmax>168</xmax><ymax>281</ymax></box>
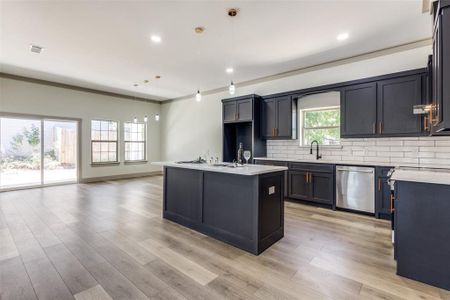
<box><xmin>302</xmin><ymin>107</ymin><xmax>340</xmax><ymax>146</ymax></box>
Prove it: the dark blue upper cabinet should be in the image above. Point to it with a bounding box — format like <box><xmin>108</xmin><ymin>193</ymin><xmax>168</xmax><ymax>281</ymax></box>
<box><xmin>431</xmin><ymin>1</ymin><xmax>450</xmax><ymax>134</ymax></box>
<box><xmin>341</xmin><ymin>73</ymin><xmax>425</xmax><ymax>138</ymax></box>
<box><xmin>341</xmin><ymin>83</ymin><xmax>378</xmax><ymax>137</ymax></box>
<box><xmin>262</xmin><ymin>96</ymin><xmax>296</xmax><ymax>140</ymax></box>
<box><xmin>222</xmin><ymin>97</ymin><xmax>253</xmax><ymax>123</ymax></box>
<box><xmin>377</xmin><ymin>75</ymin><xmax>422</xmax><ymax>136</ymax></box>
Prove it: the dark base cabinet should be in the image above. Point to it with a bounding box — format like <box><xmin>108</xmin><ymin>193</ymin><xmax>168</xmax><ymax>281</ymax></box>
<box><xmin>288</xmin><ymin>162</ymin><xmax>335</xmax><ymax>207</ymax></box>
<box><xmin>395</xmin><ymin>181</ymin><xmax>450</xmax><ymax>290</ymax></box>
<box><xmin>375</xmin><ymin>166</ymin><xmax>394</xmax><ymax>219</ymax></box>
<box><xmin>163</xmin><ymin>167</ymin><xmax>284</xmax><ymax>255</ymax></box>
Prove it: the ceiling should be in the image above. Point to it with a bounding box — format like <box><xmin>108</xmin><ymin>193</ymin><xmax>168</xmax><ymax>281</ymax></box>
<box><xmin>0</xmin><ymin>1</ymin><xmax>432</xmax><ymax>101</ymax></box>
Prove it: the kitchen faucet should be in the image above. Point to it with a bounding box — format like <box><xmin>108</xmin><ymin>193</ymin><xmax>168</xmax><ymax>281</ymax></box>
<box><xmin>310</xmin><ymin>140</ymin><xmax>322</xmax><ymax>160</ymax></box>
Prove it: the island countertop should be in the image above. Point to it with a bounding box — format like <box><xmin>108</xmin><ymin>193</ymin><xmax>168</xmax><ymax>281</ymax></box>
<box><xmin>152</xmin><ymin>161</ymin><xmax>288</xmax><ymax>176</ymax></box>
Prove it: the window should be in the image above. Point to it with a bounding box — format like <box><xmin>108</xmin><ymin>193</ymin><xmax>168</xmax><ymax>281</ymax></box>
<box><xmin>91</xmin><ymin>120</ymin><xmax>118</xmax><ymax>163</ymax></box>
<box><xmin>301</xmin><ymin>107</ymin><xmax>340</xmax><ymax>146</ymax></box>
<box><xmin>124</xmin><ymin>122</ymin><xmax>146</xmax><ymax>161</ymax></box>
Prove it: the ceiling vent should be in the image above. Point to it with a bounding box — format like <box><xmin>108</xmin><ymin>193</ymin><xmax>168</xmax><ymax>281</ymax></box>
<box><xmin>30</xmin><ymin>45</ymin><xmax>44</xmax><ymax>54</ymax></box>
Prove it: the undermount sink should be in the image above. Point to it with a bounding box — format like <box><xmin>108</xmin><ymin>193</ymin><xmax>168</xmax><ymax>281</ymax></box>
<box><xmin>211</xmin><ymin>163</ymin><xmax>228</xmax><ymax>167</ymax></box>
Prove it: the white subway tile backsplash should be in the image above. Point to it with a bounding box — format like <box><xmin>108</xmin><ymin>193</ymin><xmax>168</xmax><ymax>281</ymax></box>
<box><xmin>266</xmin><ymin>136</ymin><xmax>450</xmax><ymax>168</ymax></box>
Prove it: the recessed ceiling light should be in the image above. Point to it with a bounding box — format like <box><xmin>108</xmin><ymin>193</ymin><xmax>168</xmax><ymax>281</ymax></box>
<box><xmin>336</xmin><ymin>32</ymin><xmax>349</xmax><ymax>41</ymax></box>
<box><xmin>226</xmin><ymin>68</ymin><xmax>234</xmax><ymax>74</ymax></box>
<box><xmin>30</xmin><ymin>44</ymin><xmax>44</xmax><ymax>54</ymax></box>
<box><xmin>151</xmin><ymin>35</ymin><xmax>162</xmax><ymax>43</ymax></box>
<box><xmin>155</xmin><ymin>75</ymin><xmax>161</xmax><ymax>79</ymax></box>
<box><xmin>133</xmin><ymin>83</ymin><xmax>139</xmax><ymax>87</ymax></box>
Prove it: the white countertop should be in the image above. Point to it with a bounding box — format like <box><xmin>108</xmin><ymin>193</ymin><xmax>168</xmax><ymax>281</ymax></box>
<box><xmin>254</xmin><ymin>157</ymin><xmax>396</xmax><ymax>167</ymax></box>
<box><xmin>152</xmin><ymin>161</ymin><xmax>288</xmax><ymax>176</ymax></box>
<box><xmin>390</xmin><ymin>168</ymin><xmax>450</xmax><ymax>185</ymax></box>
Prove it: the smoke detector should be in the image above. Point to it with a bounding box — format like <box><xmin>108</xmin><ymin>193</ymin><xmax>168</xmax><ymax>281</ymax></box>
<box><xmin>30</xmin><ymin>44</ymin><xmax>44</xmax><ymax>54</ymax></box>
<box><xmin>228</xmin><ymin>8</ymin><xmax>238</xmax><ymax>17</ymax></box>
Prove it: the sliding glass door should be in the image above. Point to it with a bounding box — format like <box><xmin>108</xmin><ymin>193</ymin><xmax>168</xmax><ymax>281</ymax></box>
<box><xmin>0</xmin><ymin>115</ymin><xmax>78</xmax><ymax>190</ymax></box>
<box><xmin>0</xmin><ymin>117</ymin><xmax>42</xmax><ymax>188</ymax></box>
<box><xmin>43</xmin><ymin>120</ymin><xmax>78</xmax><ymax>184</ymax></box>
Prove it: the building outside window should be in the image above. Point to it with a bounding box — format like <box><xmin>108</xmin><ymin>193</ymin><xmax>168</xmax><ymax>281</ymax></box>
<box><xmin>124</xmin><ymin>122</ymin><xmax>146</xmax><ymax>161</ymax></box>
<box><xmin>91</xmin><ymin>120</ymin><xmax>118</xmax><ymax>163</ymax></box>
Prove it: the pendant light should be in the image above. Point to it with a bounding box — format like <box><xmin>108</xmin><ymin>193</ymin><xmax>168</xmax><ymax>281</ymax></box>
<box><xmin>155</xmin><ymin>114</ymin><xmax>160</xmax><ymax>121</ymax></box>
<box><xmin>196</xmin><ymin>90</ymin><xmax>202</xmax><ymax>102</ymax></box>
<box><xmin>144</xmin><ymin>115</ymin><xmax>148</xmax><ymax>123</ymax></box>
<box><xmin>133</xmin><ymin>117</ymin><xmax>138</xmax><ymax>123</ymax></box>
<box><xmin>229</xmin><ymin>81</ymin><xmax>235</xmax><ymax>95</ymax></box>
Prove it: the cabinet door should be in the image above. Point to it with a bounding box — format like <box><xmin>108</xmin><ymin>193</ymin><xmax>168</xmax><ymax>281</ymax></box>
<box><xmin>288</xmin><ymin>170</ymin><xmax>310</xmax><ymax>200</ymax></box>
<box><xmin>341</xmin><ymin>83</ymin><xmax>377</xmax><ymax>137</ymax></box>
<box><xmin>375</xmin><ymin>167</ymin><xmax>393</xmax><ymax>219</ymax></box>
<box><xmin>377</xmin><ymin>75</ymin><xmax>422</xmax><ymax>135</ymax></box>
<box><xmin>276</xmin><ymin>96</ymin><xmax>293</xmax><ymax>138</ymax></box>
<box><xmin>262</xmin><ymin>99</ymin><xmax>277</xmax><ymax>138</ymax></box>
<box><xmin>310</xmin><ymin>172</ymin><xmax>334</xmax><ymax>205</ymax></box>
<box><xmin>236</xmin><ymin>99</ymin><xmax>253</xmax><ymax>121</ymax></box>
<box><xmin>223</xmin><ymin>101</ymin><xmax>237</xmax><ymax>122</ymax></box>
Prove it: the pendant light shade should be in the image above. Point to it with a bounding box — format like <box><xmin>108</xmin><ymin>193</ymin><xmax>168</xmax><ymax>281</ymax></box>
<box><xmin>155</xmin><ymin>114</ymin><xmax>160</xmax><ymax>121</ymax></box>
<box><xmin>133</xmin><ymin>116</ymin><xmax>138</xmax><ymax>123</ymax></box>
<box><xmin>144</xmin><ymin>115</ymin><xmax>148</xmax><ymax>123</ymax></box>
<box><xmin>229</xmin><ymin>81</ymin><xmax>236</xmax><ymax>95</ymax></box>
<box><xmin>196</xmin><ymin>90</ymin><xmax>202</xmax><ymax>102</ymax></box>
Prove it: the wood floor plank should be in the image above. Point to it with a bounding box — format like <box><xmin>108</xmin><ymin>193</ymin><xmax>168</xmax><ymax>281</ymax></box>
<box><xmin>44</xmin><ymin>243</ymin><xmax>98</xmax><ymax>295</ymax></box>
<box><xmin>74</xmin><ymin>284</ymin><xmax>113</xmax><ymax>300</ymax></box>
<box><xmin>85</xmin><ymin>262</ymin><xmax>149</xmax><ymax>300</ymax></box>
<box><xmin>140</xmin><ymin>237</ymin><xmax>219</xmax><ymax>286</ymax></box>
<box><xmin>24</xmin><ymin>257</ymin><xmax>74</xmax><ymax>300</ymax></box>
<box><xmin>0</xmin><ymin>228</ymin><xmax>19</xmax><ymax>262</ymax></box>
<box><xmin>0</xmin><ymin>256</ymin><xmax>37</xmax><ymax>300</ymax></box>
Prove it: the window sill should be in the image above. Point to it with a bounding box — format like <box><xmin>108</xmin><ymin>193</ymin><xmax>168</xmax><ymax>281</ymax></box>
<box><xmin>124</xmin><ymin>160</ymin><xmax>148</xmax><ymax>165</ymax></box>
<box><xmin>91</xmin><ymin>162</ymin><xmax>121</xmax><ymax>167</ymax></box>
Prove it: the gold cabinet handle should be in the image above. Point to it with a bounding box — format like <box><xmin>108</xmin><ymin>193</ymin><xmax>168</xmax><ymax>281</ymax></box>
<box><xmin>373</xmin><ymin>122</ymin><xmax>376</xmax><ymax>134</ymax></box>
<box><xmin>378</xmin><ymin>122</ymin><xmax>383</xmax><ymax>134</ymax></box>
<box><xmin>378</xmin><ymin>178</ymin><xmax>381</xmax><ymax>191</ymax></box>
<box><xmin>305</xmin><ymin>173</ymin><xmax>308</xmax><ymax>183</ymax></box>
<box><xmin>390</xmin><ymin>194</ymin><xmax>395</xmax><ymax>212</ymax></box>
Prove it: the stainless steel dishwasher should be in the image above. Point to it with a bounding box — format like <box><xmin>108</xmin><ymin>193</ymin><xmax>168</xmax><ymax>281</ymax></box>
<box><xmin>336</xmin><ymin>166</ymin><xmax>375</xmax><ymax>213</ymax></box>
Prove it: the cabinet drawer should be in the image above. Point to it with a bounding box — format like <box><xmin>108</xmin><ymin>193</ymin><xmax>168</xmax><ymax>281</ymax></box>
<box><xmin>288</xmin><ymin>162</ymin><xmax>334</xmax><ymax>173</ymax></box>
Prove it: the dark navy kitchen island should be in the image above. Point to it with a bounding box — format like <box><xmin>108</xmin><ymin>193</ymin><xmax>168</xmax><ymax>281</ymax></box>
<box><xmin>156</xmin><ymin>162</ymin><xmax>287</xmax><ymax>255</ymax></box>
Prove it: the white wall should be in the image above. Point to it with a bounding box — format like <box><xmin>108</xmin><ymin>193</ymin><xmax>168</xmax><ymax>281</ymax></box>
<box><xmin>0</xmin><ymin>77</ymin><xmax>161</xmax><ymax>180</ymax></box>
<box><xmin>161</xmin><ymin>46</ymin><xmax>432</xmax><ymax>161</ymax></box>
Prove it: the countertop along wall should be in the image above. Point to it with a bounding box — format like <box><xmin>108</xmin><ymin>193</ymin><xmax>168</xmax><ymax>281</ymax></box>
<box><xmin>161</xmin><ymin>45</ymin><xmax>432</xmax><ymax>162</ymax></box>
<box><xmin>0</xmin><ymin>76</ymin><xmax>161</xmax><ymax>181</ymax></box>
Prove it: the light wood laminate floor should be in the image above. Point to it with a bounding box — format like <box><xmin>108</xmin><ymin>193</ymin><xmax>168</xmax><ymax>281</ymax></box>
<box><xmin>0</xmin><ymin>176</ymin><xmax>449</xmax><ymax>300</ymax></box>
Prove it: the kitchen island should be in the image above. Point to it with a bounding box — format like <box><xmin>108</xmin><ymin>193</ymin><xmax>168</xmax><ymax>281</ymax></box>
<box><xmin>154</xmin><ymin>162</ymin><xmax>288</xmax><ymax>255</ymax></box>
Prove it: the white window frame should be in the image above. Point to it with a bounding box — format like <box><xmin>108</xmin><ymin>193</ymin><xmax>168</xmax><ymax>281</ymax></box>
<box><xmin>124</xmin><ymin>122</ymin><xmax>147</xmax><ymax>162</ymax></box>
<box><xmin>300</xmin><ymin>106</ymin><xmax>340</xmax><ymax>146</ymax></box>
<box><xmin>90</xmin><ymin>119</ymin><xmax>119</xmax><ymax>165</ymax></box>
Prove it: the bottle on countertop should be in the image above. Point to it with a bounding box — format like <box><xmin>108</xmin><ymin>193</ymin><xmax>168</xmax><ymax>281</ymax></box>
<box><xmin>237</xmin><ymin>142</ymin><xmax>244</xmax><ymax>165</ymax></box>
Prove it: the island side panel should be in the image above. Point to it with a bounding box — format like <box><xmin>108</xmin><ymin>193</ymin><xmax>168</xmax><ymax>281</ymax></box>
<box><xmin>163</xmin><ymin>167</ymin><xmax>203</xmax><ymax>230</ymax></box>
<box><xmin>258</xmin><ymin>171</ymin><xmax>284</xmax><ymax>254</ymax></box>
<box><xmin>202</xmin><ymin>172</ymin><xmax>259</xmax><ymax>254</ymax></box>
<box><xmin>396</xmin><ymin>181</ymin><xmax>450</xmax><ymax>290</ymax></box>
